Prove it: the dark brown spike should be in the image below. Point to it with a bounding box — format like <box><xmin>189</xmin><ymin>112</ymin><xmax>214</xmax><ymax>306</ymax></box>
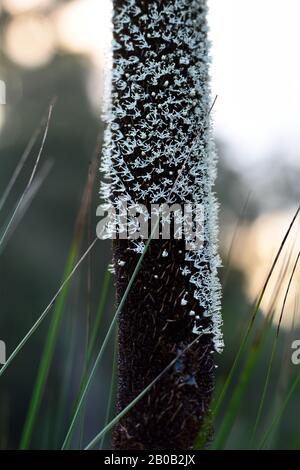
<box><xmin>106</xmin><ymin>0</ymin><xmax>219</xmax><ymax>450</ymax></box>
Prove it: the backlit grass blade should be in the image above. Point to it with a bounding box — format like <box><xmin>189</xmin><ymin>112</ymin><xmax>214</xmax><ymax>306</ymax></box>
<box><xmin>0</xmin><ymin>151</ymin><xmax>99</xmax><ymax>379</ymax></box>
<box><xmin>0</xmin><ymin>162</ymin><xmax>53</xmax><ymax>254</ymax></box>
<box><xmin>52</xmin><ymin>306</ymin><xmax>78</xmax><ymax>448</ymax></box>
<box><xmin>86</xmin><ymin>269</ymin><xmax>111</xmax><ymax>366</ymax></box>
<box><xmin>259</xmin><ymin>372</ymin><xmax>300</xmax><ymax>449</ymax></box>
<box><xmin>193</xmin><ymin>206</ymin><xmax>300</xmax><ymax>449</ymax></box>
<box><xmin>0</xmin><ymin>104</ymin><xmax>53</xmax><ymax>250</ymax></box>
<box><xmin>269</xmin><ymin>315</ymin><xmax>296</xmax><ymax>449</ymax></box>
<box><xmin>18</xmin><ymin>151</ymin><xmax>99</xmax><ymax>448</ymax></box>
<box><xmin>212</xmin><ymin>205</ymin><xmax>300</xmax><ymax>419</ymax></box>
<box><xmin>277</xmin><ymin>252</ymin><xmax>300</xmax><ymax>336</ymax></box>
<box><xmin>212</xmin><ymin>319</ymin><xmax>272</xmax><ymax>449</ymax></box>
<box><xmin>74</xmin><ymin>268</ymin><xmax>112</xmax><ymax>447</ymax></box>
<box><xmin>250</xmin><ymin>338</ymin><xmax>277</xmax><ymax>448</ymax></box>
<box><xmin>222</xmin><ymin>192</ymin><xmax>252</xmax><ymax>287</ymax></box>
<box><xmin>251</xmin><ymin>251</ymin><xmax>300</xmax><ymax>446</ymax></box>
<box><xmin>0</xmin><ymin>238</ymin><xmax>98</xmax><ymax>378</ymax></box>
<box><xmin>19</xmin><ymin>240</ymin><xmax>80</xmax><ymax>449</ymax></box>
<box><xmin>0</xmin><ymin>103</ymin><xmax>55</xmax><ymax>214</ymax></box>
<box><xmin>212</xmin><ymin>237</ymin><xmax>299</xmax><ymax>449</ymax></box>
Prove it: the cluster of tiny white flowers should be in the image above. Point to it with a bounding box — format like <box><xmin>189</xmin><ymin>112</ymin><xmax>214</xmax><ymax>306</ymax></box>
<box><xmin>101</xmin><ymin>0</ymin><xmax>223</xmax><ymax>352</ymax></box>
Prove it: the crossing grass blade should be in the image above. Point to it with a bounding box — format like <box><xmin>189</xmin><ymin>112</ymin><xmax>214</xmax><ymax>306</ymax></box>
<box><xmin>250</xmin><ymin>251</ymin><xmax>300</xmax><ymax>446</ymax></box>
<box><xmin>84</xmin><ymin>337</ymin><xmax>201</xmax><ymax>450</ymax></box>
<box><xmin>61</xmin><ymin>230</ymin><xmax>156</xmax><ymax>449</ymax></box>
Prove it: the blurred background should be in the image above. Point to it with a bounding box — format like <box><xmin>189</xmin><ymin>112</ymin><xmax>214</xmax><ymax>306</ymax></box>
<box><xmin>0</xmin><ymin>0</ymin><xmax>300</xmax><ymax>450</ymax></box>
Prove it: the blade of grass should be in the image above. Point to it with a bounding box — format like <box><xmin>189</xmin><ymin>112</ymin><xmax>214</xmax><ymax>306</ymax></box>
<box><xmin>0</xmin><ymin>161</ymin><xmax>53</xmax><ymax>254</ymax></box>
<box><xmin>84</xmin><ymin>336</ymin><xmax>202</xmax><ymax>450</ymax></box>
<box><xmin>74</xmin><ymin>155</ymin><xmax>101</xmax><ymax>450</ymax></box>
<box><xmin>212</xmin><ymin>244</ymin><xmax>299</xmax><ymax>449</ymax></box>
<box><xmin>251</xmin><ymin>251</ymin><xmax>300</xmax><ymax>446</ymax></box>
<box><xmin>86</xmin><ymin>270</ymin><xmax>111</xmax><ymax>366</ymax></box>
<box><xmin>56</xmin><ymin>266</ymin><xmax>111</xmax><ymax>450</ymax></box>
<box><xmin>196</xmin><ymin>211</ymin><xmax>299</xmax><ymax>449</ymax></box>
<box><xmin>0</xmin><ymin>150</ymin><xmax>100</xmax><ymax>378</ymax></box>
<box><xmin>0</xmin><ymin>103</ymin><xmax>54</xmax><ymax>250</ymax></box>
<box><xmin>212</xmin><ymin>316</ymin><xmax>273</xmax><ymax>449</ymax></box>
<box><xmin>100</xmin><ymin>329</ymin><xmax>118</xmax><ymax>450</ymax></box>
<box><xmin>0</xmin><ymin>237</ymin><xmax>98</xmax><ymax>378</ymax></box>
<box><xmin>222</xmin><ymin>192</ymin><xmax>252</xmax><ymax>287</ymax></box>
<box><xmin>52</xmin><ymin>286</ymin><xmax>80</xmax><ymax>448</ymax></box>
<box><xmin>19</xmin><ymin>239</ymin><xmax>80</xmax><ymax>449</ymax></box>
<box><xmin>76</xmin><ymin>268</ymin><xmax>112</xmax><ymax>449</ymax></box>
<box><xmin>268</xmin><ymin>306</ymin><xmax>297</xmax><ymax>450</ymax></box>
<box><xmin>19</xmin><ymin>151</ymin><xmax>100</xmax><ymax>448</ymax></box>
<box><xmin>0</xmin><ymin>102</ymin><xmax>55</xmax><ymax>214</ymax></box>
<box><xmin>250</xmin><ymin>338</ymin><xmax>277</xmax><ymax>448</ymax></box>
<box><xmin>277</xmin><ymin>252</ymin><xmax>300</xmax><ymax>336</ymax></box>
<box><xmin>259</xmin><ymin>372</ymin><xmax>300</xmax><ymax>449</ymax></box>
<box><xmin>212</xmin><ymin>205</ymin><xmax>300</xmax><ymax>420</ymax></box>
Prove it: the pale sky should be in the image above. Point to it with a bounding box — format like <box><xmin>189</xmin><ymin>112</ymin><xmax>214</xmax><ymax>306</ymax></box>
<box><xmin>209</xmin><ymin>0</ymin><xmax>300</xmax><ymax>167</ymax></box>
